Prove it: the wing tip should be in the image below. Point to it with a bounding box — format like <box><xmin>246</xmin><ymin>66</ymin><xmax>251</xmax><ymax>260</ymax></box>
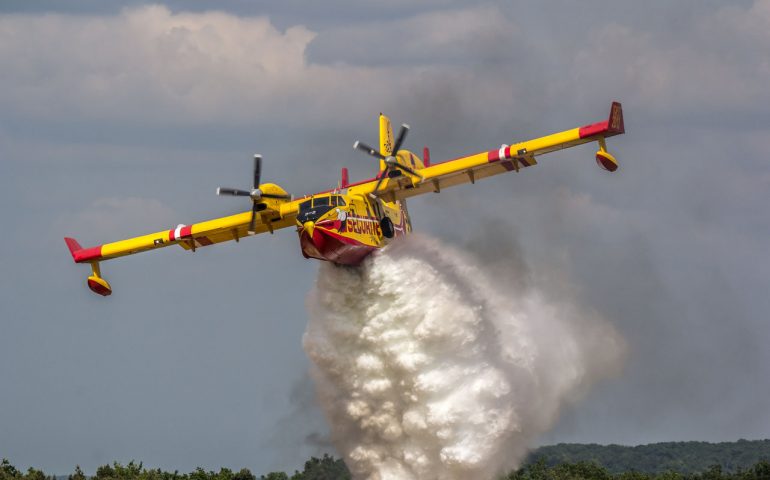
<box><xmin>64</xmin><ymin>237</ymin><xmax>82</xmax><ymax>258</ymax></box>
<box><xmin>608</xmin><ymin>101</ymin><xmax>625</xmax><ymax>135</ymax></box>
<box><xmin>64</xmin><ymin>237</ymin><xmax>102</xmax><ymax>263</ymax></box>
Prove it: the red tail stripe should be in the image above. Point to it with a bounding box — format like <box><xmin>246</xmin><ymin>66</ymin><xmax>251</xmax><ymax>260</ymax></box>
<box><xmin>73</xmin><ymin>245</ymin><xmax>102</xmax><ymax>263</ymax></box>
<box><xmin>64</xmin><ymin>237</ymin><xmax>103</xmax><ymax>263</ymax></box>
<box><xmin>579</xmin><ymin>120</ymin><xmax>610</xmax><ymax>139</ymax></box>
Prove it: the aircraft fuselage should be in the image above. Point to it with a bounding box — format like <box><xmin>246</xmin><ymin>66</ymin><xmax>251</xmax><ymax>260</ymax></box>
<box><xmin>296</xmin><ymin>192</ymin><xmax>411</xmax><ymax>265</ymax></box>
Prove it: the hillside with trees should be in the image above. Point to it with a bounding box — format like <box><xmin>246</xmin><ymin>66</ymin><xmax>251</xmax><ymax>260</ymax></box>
<box><xmin>526</xmin><ymin>440</ymin><xmax>770</xmax><ymax>474</ymax></box>
<box><xmin>3</xmin><ymin>440</ymin><xmax>769</xmax><ymax>480</ymax></box>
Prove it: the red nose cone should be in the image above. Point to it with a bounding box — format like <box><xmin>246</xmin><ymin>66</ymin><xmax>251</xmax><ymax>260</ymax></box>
<box><xmin>596</xmin><ymin>150</ymin><xmax>619</xmax><ymax>172</ymax></box>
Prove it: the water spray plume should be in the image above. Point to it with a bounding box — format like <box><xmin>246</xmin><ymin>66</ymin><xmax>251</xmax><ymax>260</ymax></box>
<box><xmin>304</xmin><ymin>234</ymin><xmax>626</xmax><ymax>480</ymax></box>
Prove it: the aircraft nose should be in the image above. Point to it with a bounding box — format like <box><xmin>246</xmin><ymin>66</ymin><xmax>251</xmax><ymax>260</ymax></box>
<box><xmin>303</xmin><ymin>221</ymin><xmax>315</xmax><ymax>239</ymax></box>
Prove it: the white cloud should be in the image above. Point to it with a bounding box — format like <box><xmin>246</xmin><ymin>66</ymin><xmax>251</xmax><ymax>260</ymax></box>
<box><xmin>0</xmin><ymin>5</ymin><xmax>542</xmax><ymax>132</ymax></box>
<box><xmin>2</xmin><ymin>1</ymin><xmax>769</xmax><ymax>133</ymax></box>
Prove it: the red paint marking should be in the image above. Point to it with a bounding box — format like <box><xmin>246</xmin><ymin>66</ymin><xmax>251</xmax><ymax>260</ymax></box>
<box><xmin>608</xmin><ymin>101</ymin><xmax>625</xmax><ymax>135</ymax></box>
<box><xmin>87</xmin><ymin>278</ymin><xmax>112</xmax><ymax>296</ymax></box>
<box><xmin>487</xmin><ymin>150</ymin><xmax>500</xmax><ymax>163</ymax></box>
<box><xmin>180</xmin><ymin>225</ymin><xmax>193</xmax><ymax>238</ymax></box>
<box><xmin>75</xmin><ymin>246</ymin><xmax>103</xmax><ymax>262</ymax></box>
<box><xmin>64</xmin><ymin>237</ymin><xmax>83</xmax><ymax>255</ymax></box>
<box><xmin>318</xmin><ymin>227</ymin><xmax>369</xmax><ymax>246</ymax></box>
<box><xmin>596</xmin><ymin>152</ymin><xmax>619</xmax><ymax>172</ymax></box>
<box><xmin>423</xmin><ymin>147</ymin><xmax>431</xmax><ymax>167</ymax></box>
<box><xmin>168</xmin><ymin>229</ymin><xmax>176</xmax><ymax>241</ymax></box>
<box><xmin>579</xmin><ymin>120</ymin><xmax>609</xmax><ymax>139</ymax></box>
<box><xmin>575</xmin><ymin>102</ymin><xmax>626</xmax><ymax>139</ymax></box>
<box><xmin>64</xmin><ymin>237</ymin><xmax>102</xmax><ymax>263</ymax></box>
<box><xmin>299</xmin><ymin>228</ymin><xmax>376</xmax><ymax>266</ymax></box>
<box><xmin>341</xmin><ymin>168</ymin><xmax>349</xmax><ymax>188</ymax></box>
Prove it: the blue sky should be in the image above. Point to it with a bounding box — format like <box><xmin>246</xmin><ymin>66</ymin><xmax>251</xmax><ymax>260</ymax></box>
<box><xmin>1</xmin><ymin>0</ymin><xmax>769</xmax><ymax>475</ymax></box>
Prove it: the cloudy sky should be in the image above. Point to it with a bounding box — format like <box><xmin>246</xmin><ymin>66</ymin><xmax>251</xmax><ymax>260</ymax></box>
<box><xmin>1</xmin><ymin>0</ymin><xmax>769</xmax><ymax>475</ymax></box>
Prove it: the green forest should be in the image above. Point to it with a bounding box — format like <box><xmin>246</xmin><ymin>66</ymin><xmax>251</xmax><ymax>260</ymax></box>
<box><xmin>527</xmin><ymin>440</ymin><xmax>770</xmax><ymax>474</ymax></box>
<box><xmin>3</xmin><ymin>440</ymin><xmax>769</xmax><ymax>480</ymax></box>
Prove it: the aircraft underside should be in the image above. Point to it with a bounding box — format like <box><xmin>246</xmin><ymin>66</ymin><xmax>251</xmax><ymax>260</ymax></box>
<box><xmin>299</xmin><ymin>226</ymin><xmax>377</xmax><ymax>266</ymax></box>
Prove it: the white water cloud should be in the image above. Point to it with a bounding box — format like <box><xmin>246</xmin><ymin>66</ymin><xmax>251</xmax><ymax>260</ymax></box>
<box><xmin>304</xmin><ymin>235</ymin><xmax>625</xmax><ymax>479</ymax></box>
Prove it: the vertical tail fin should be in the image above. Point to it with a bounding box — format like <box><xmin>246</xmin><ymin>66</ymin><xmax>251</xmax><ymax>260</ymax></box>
<box><xmin>379</xmin><ymin>113</ymin><xmax>394</xmax><ymax>173</ymax></box>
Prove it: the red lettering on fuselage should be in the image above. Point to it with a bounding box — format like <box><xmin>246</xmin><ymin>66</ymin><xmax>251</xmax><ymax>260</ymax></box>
<box><xmin>342</xmin><ymin>215</ymin><xmax>381</xmax><ymax>237</ymax></box>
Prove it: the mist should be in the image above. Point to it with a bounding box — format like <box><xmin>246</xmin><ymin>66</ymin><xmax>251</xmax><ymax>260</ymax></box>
<box><xmin>303</xmin><ymin>234</ymin><xmax>626</xmax><ymax>479</ymax></box>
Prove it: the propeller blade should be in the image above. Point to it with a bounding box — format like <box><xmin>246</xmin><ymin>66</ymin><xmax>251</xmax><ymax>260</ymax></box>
<box><xmin>260</xmin><ymin>193</ymin><xmax>292</xmax><ymax>200</ymax></box>
<box><xmin>370</xmin><ymin>169</ymin><xmax>388</xmax><ymax>194</ymax></box>
<box><xmin>390</xmin><ymin>124</ymin><xmax>410</xmax><ymax>156</ymax></box>
<box><xmin>217</xmin><ymin>187</ymin><xmax>252</xmax><ymax>196</ymax></box>
<box><xmin>248</xmin><ymin>202</ymin><xmax>258</xmax><ymax>233</ymax></box>
<box><xmin>354</xmin><ymin>141</ymin><xmax>386</xmax><ymax>160</ymax></box>
<box><xmin>253</xmin><ymin>154</ymin><xmax>262</xmax><ymax>190</ymax></box>
<box><xmin>396</xmin><ymin>163</ymin><xmax>423</xmax><ymax>179</ymax></box>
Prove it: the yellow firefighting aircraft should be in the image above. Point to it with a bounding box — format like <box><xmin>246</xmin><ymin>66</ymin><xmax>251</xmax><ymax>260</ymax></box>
<box><xmin>65</xmin><ymin>102</ymin><xmax>625</xmax><ymax>296</ymax></box>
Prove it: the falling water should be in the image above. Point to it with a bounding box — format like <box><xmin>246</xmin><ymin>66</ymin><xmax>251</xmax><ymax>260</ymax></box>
<box><xmin>303</xmin><ymin>234</ymin><xmax>625</xmax><ymax>480</ymax></box>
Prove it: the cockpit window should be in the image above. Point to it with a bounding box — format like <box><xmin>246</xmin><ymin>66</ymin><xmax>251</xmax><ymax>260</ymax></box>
<box><xmin>298</xmin><ymin>195</ymin><xmax>347</xmax><ymax>223</ymax></box>
<box><xmin>298</xmin><ymin>196</ymin><xmax>332</xmax><ymax>224</ymax></box>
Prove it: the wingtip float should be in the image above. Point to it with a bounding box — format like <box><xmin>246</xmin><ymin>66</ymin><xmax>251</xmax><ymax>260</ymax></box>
<box><xmin>65</xmin><ymin>102</ymin><xmax>625</xmax><ymax>296</ymax></box>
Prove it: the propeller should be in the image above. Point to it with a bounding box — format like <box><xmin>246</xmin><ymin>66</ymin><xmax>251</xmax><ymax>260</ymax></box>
<box><xmin>353</xmin><ymin>123</ymin><xmax>422</xmax><ymax>195</ymax></box>
<box><xmin>217</xmin><ymin>154</ymin><xmax>291</xmax><ymax>233</ymax></box>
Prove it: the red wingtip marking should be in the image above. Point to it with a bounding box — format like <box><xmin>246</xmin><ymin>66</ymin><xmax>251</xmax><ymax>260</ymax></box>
<box><xmin>608</xmin><ymin>101</ymin><xmax>625</xmax><ymax>135</ymax></box>
<box><xmin>579</xmin><ymin>120</ymin><xmax>610</xmax><ymax>139</ymax></box>
<box><xmin>579</xmin><ymin>101</ymin><xmax>625</xmax><ymax>139</ymax></box>
<box><xmin>64</xmin><ymin>237</ymin><xmax>102</xmax><ymax>263</ymax></box>
<box><xmin>64</xmin><ymin>237</ymin><xmax>83</xmax><ymax>256</ymax></box>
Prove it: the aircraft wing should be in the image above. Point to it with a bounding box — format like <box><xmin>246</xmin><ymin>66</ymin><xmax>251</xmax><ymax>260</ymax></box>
<box><xmin>64</xmin><ymin>200</ymin><xmax>300</xmax><ymax>295</ymax></box>
<box><xmin>360</xmin><ymin>102</ymin><xmax>625</xmax><ymax>201</ymax></box>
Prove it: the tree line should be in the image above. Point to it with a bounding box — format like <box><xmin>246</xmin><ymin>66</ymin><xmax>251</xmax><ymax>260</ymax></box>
<box><xmin>526</xmin><ymin>440</ymin><xmax>770</xmax><ymax>475</ymax></box>
<box><xmin>3</xmin><ymin>439</ymin><xmax>769</xmax><ymax>480</ymax></box>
